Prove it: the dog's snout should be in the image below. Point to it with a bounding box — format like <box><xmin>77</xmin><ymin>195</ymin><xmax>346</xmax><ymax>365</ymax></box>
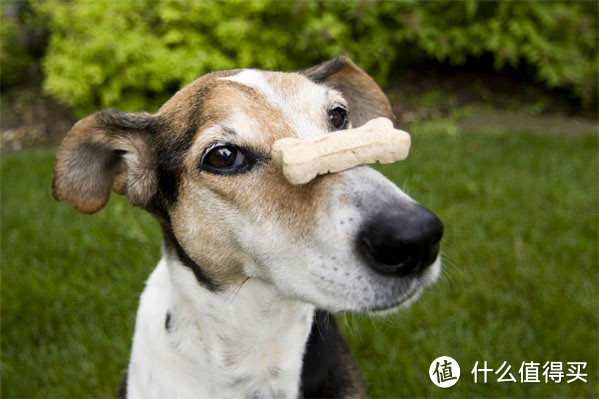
<box><xmin>356</xmin><ymin>204</ymin><xmax>443</xmax><ymax>277</ymax></box>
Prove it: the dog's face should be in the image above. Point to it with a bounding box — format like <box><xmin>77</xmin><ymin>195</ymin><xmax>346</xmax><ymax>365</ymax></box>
<box><xmin>53</xmin><ymin>57</ymin><xmax>442</xmax><ymax>312</ymax></box>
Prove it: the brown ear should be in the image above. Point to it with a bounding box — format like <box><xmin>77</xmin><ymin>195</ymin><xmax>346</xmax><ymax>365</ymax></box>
<box><xmin>302</xmin><ymin>56</ymin><xmax>396</xmax><ymax>128</ymax></box>
<box><xmin>53</xmin><ymin>109</ymin><xmax>157</xmax><ymax>214</ymax></box>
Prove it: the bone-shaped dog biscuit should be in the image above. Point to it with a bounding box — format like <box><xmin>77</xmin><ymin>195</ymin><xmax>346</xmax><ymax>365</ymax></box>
<box><xmin>271</xmin><ymin>117</ymin><xmax>411</xmax><ymax>184</ymax></box>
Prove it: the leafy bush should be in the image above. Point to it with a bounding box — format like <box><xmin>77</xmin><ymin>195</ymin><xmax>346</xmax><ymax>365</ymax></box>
<box><xmin>1</xmin><ymin>13</ymin><xmax>29</xmax><ymax>87</ymax></box>
<box><xmin>0</xmin><ymin>2</ymin><xmax>45</xmax><ymax>87</ymax></box>
<box><xmin>36</xmin><ymin>0</ymin><xmax>598</xmax><ymax>115</ymax></box>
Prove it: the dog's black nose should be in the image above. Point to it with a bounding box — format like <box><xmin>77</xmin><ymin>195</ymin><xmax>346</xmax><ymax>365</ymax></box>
<box><xmin>357</xmin><ymin>204</ymin><xmax>443</xmax><ymax>277</ymax></box>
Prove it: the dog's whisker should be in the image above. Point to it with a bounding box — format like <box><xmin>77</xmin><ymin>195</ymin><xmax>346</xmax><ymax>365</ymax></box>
<box><xmin>368</xmin><ymin>312</ymin><xmax>383</xmax><ymax>335</ymax></box>
<box><xmin>376</xmin><ymin>312</ymin><xmax>402</xmax><ymax>330</ymax></box>
<box><xmin>350</xmin><ymin>314</ymin><xmax>365</xmax><ymax>340</ymax></box>
<box><xmin>440</xmin><ymin>252</ymin><xmax>460</xmax><ymax>269</ymax></box>
<box><xmin>341</xmin><ymin>312</ymin><xmax>352</xmax><ymax>335</ymax></box>
<box><xmin>314</xmin><ymin>311</ymin><xmax>328</xmax><ymax>341</ymax></box>
<box><xmin>438</xmin><ymin>254</ymin><xmax>460</xmax><ymax>288</ymax></box>
<box><xmin>226</xmin><ymin>276</ymin><xmax>252</xmax><ymax>304</ymax></box>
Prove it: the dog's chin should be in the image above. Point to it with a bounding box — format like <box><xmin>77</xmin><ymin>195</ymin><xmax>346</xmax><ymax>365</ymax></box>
<box><xmin>365</xmin><ymin>284</ymin><xmax>424</xmax><ymax>315</ymax></box>
<box><xmin>365</xmin><ymin>257</ymin><xmax>441</xmax><ymax>314</ymax></box>
<box><xmin>370</xmin><ymin>257</ymin><xmax>442</xmax><ymax>312</ymax></box>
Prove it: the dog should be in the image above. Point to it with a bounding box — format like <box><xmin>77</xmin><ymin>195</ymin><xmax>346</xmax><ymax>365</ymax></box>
<box><xmin>53</xmin><ymin>56</ymin><xmax>443</xmax><ymax>398</ymax></box>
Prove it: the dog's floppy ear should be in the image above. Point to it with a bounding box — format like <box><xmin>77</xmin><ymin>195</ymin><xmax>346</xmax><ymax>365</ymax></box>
<box><xmin>302</xmin><ymin>56</ymin><xmax>396</xmax><ymax>128</ymax></box>
<box><xmin>53</xmin><ymin>109</ymin><xmax>157</xmax><ymax>214</ymax></box>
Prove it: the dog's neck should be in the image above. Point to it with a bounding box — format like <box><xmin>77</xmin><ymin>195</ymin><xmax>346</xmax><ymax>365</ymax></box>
<box><xmin>126</xmin><ymin>254</ymin><xmax>315</xmax><ymax>399</ymax></box>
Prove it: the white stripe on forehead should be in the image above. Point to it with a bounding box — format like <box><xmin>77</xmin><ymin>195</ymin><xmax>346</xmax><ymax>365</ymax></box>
<box><xmin>221</xmin><ymin>69</ymin><xmax>331</xmax><ymax>138</ymax></box>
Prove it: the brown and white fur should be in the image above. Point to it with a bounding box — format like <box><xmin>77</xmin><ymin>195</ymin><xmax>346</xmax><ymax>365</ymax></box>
<box><xmin>53</xmin><ymin>57</ymin><xmax>443</xmax><ymax>398</ymax></box>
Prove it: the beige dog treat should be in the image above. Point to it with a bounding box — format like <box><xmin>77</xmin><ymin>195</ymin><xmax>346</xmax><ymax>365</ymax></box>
<box><xmin>271</xmin><ymin>117</ymin><xmax>411</xmax><ymax>184</ymax></box>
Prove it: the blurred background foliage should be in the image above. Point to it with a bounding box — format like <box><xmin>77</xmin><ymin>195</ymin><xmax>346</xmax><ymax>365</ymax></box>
<box><xmin>2</xmin><ymin>0</ymin><xmax>597</xmax><ymax>116</ymax></box>
<box><xmin>1</xmin><ymin>1</ymin><xmax>47</xmax><ymax>87</ymax></box>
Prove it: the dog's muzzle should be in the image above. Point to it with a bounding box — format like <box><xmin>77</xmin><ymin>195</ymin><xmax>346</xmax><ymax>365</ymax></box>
<box><xmin>356</xmin><ymin>203</ymin><xmax>443</xmax><ymax>277</ymax></box>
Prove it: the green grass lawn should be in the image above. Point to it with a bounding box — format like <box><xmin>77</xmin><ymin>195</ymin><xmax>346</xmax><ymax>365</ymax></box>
<box><xmin>2</xmin><ymin>130</ymin><xmax>597</xmax><ymax>398</ymax></box>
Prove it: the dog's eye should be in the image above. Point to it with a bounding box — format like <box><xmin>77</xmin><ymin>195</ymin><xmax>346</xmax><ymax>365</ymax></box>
<box><xmin>202</xmin><ymin>144</ymin><xmax>246</xmax><ymax>172</ymax></box>
<box><xmin>328</xmin><ymin>106</ymin><xmax>348</xmax><ymax>130</ymax></box>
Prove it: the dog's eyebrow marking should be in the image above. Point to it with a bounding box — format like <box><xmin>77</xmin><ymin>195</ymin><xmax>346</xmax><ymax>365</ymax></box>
<box><xmin>222</xmin><ymin>127</ymin><xmax>237</xmax><ymax>138</ymax></box>
<box><xmin>165</xmin><ymin>311</ymin><xmax>172</xmax><ymax>331</ymax></box>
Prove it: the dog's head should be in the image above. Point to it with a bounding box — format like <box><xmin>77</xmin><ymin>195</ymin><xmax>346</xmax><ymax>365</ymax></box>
<box><xmin>53</xmin><ymin>56</ymin><xmax>442</xmax><ymax>312</ymax></box>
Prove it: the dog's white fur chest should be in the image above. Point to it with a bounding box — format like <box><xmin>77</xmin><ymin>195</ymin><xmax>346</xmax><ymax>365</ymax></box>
<box><xmin>127</xmin><ymin>258</ymin><xmax>314</xmax><ymax>399</ymax></box>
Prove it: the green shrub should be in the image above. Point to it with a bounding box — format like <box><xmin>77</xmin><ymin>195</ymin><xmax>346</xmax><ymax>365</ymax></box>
<box><xmin>1</xmin><ymin>2</ymin><xmax>36</xmax><ymax>87</ymax></box>
<box><xmin>36</xmin><ymin>0</ymin><xmax>598</xmax><ymax>115</ymax></box>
